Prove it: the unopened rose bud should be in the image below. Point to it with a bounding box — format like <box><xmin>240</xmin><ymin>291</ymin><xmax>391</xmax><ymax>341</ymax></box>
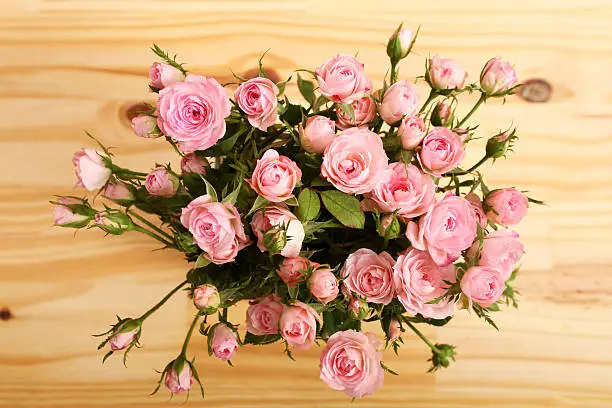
<box><xmin>308</xmin><ymin>267</ymin><xmax>339</xmax><ymax>305</ymax></box>
<box><xmin>263</xmin><ymin>225</ymin><xmax>287</xmax><ymax>254</ymax></box>
<box><xmin>431</xmin><ymin>101</ymin><xmax>454</xmax><ymax>127</ymax></box>
<box><xmin>180</xmin><ymin>153</ymin><xmax>209</xmax><ymax>175</ymax></box>
<box><xmin>429</xmin><ymin>343</ymin><xmax>456</xmax><ymax>371</ymax></box>
<box><xmin>109</xmin><ymin>319</ymin><xmax>141</xmax><ymax>351</ymax></box>
<box><xmin>94</xmin><ymin>211</ymin><xmax>134</xmax><ymax>235</ymax></box>
<box><xmin>378</xmin><ymin>80</ymin><xmax>419</xmax><ymax>125</ymax></box>
<box><xmin>348</xmin><ymin>298</ymin><xmax>370</xmax><ymax>320</ymax></box>
<box><xmin>145</xmin><ymin>167</ymin><xmax>179</xmax><ymax>197</ymax></box>
<box><xmin>387</xmin><ymin>24</ymin><xmax>414</xmax><ymax>62</ymax></box>
<box><xmin>149</xmin><ymin>62</ymin><xmax>185</xmax><ymax>90</ymax></box>
<box><xmin>103</xmin><ymin>181</ymin><xmax>135</xmax><ymax>203</ymax></box>
<box><xmin>52</xmin><ymin>197</ymin><xmax>91</xmax><ymax>228</ymax></box>
<box><xmin>427</xmin><ymin>56</ymin><xmax>467</xmax><ymax>91</ymax></box>
<box><xmin>210</xmin><ymin>323</ymin><xmax>239</xmax><ymax>361</ymax></box>
<box><xmin>485</xmin><ymin>188</ymin><xmax>528</xmax><ymax>226</ymax></box>
<box><xmin>480</xmin><ymin>58</ymin><xmax>518</xmax><ymax>97</ymax></box>
<box><xmin>131</xmin><ymin>115</ymin><xmax>159</xmax><ymax>138</ymax></box>
<box><xmin>298</xmin><ymin>115</ymin><xmax>336</xmax><ymax>154</ymax></box>
<box><xmin>387</xmin><ymin>318</ymin><xmax>401</xmax><ymax>342</ymax></box>
<box><xmin>192</xmin><ymin>284</ymin><xmax>220</xmax><ymax>314</ymax></box>
<box><xmin>164</xmin><ymin>358</ymin><xmax>194</xmax><ymax>394</ymax></box>
<box><xmin>73</xmin><ymin>147</ymin><xmax>111</xmax><ymax>191</ymax></box>
<box><xmin>486</xmin><ymin>128</ymin><xmax>517</xmax><ymax>160</ymax></box>
<box><xmin>397</xmin><ymin>115</ymin><xmax>426</xmax><ymax>149</ymax></box>
<box><xmin>377</xmin><ymin>214</ymin><xmax>401</xmax><ymax>241</ymax></box>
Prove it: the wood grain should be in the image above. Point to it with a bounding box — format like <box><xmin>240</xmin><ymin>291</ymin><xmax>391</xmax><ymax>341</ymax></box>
<box><xmin>1</xmin><ymin>1</ymin><xmax>612</xmax><ymax>407</ymax></box>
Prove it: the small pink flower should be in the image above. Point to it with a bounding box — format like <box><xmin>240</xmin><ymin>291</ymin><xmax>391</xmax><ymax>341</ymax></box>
<box><xmin>279</xmin><ymin>301</ymin><xmax>322</xmax><ymax>350</ymax></box>
<box><xmin>468</xmin><ymin>229</ymin><xmax>525</xmax><ymax>280</ymax></box>
<box><xmin>387</xmin><ymin>319</ymin><xmax>401</xmax><ymax>342</ymax></box>
<box><xmin>485</xmin><ymin>188</ymin><xmax>529</xmax><ymax>226</ymax></box>
<box><xmin>398</xmin><ymin>115</ymin><xmax>426</xmax><ymax>149</ymax></box>
<box><xmin>465</xmin><ymin>192</ymin><xmax>488</xmax><ymax>229</ymax></box>
<box><xmin>192</xmin><ymin>284</ymin><xmax>221</xmax><ymax>313</ymax></box>
<box><xmin>419</xmin><ymin>127</ymin><xmax>466</xmax><ymax>176</ymax></box>
<box><xmin>131</xmin><ymin>115</ymin><xmax>159</xmax><ymax>138</ymax></box>
<box><xmin>341</xmin><ymin>248</ymin><xmax>395</xmax><ymax>305</ymax></box>
<box><xmin>316</xmin><ymin>54</ymin><xmax>372</xmax><ymax>104</ymax></box>
<box><xmin>149</xmin><ymin>62</ymin><xmax>185</xmax><ymax>90</ymax></box>
<box><xmin>308</xmin><ymin>267</ymin><xmax>339</xmax><ymax>305</ymax></box>
<box><xmin>378</xmin><ymin>80</ymin><xmax>419</xmax><ymax>124</ymax></box>
<box><xmin>109</xmin><ymin>322</ymin><xmax>140</xmax><ymax>351</ymax></box>
<box><xmin>335</xmin><ymin>96</ymin><xmax>377</xmax><ymax>130</ymax></box>
<box><xmin>432</xmin><ymin>101</ymin><xmax>453</xmax><ymax>126</ymax></box>
<box><xmin>180</xmin><ymin>153</ymin><xmax>209</xmax><ymax>175</ymax></box>
<box><xmin>387</xmin><ymin>26</ymin><xmax>413</xmax><ymax>59</ymax></box>
<box><xmin>164</xmin><ymin>361</ymin><xmax>194</xmax><ymax>394</ymax></box>
<box><xmin>460</xmin><ymin>266</ymin><xmax>506</xmax><ymax>307</ymax></box>
<box><xmin>299</xmin><ymin>115</ymin><xmax>336</xmax><ymax>154</ymax></box>
<box><xmin>72</xmin><ymin>148</ymin><xmax>111</xmax><ymax>191</ymax></box>
<box><xmin>246</xmin><ymin>294</ymin><xmax>284</xmax><ymax>336</ymax></box>
<box><xmin>428</xmin><ymin>56</ymin><xmax>467</xmax><ymax>90</ymax></box>
<box><xmin>393</xmin><ymin>248</ymin><xmax>456</xmax><ymax>319</ymax></box>
<box><xmin>103</xmin><ymin>181</ymin><xmax>134</xmax><ymax>201</ymax></box>
<box><xmin>247</xmin><ymin>149</ymin><xmax>302</xmax><ymax>203</ymax></box>
<box><xmin>319</xmin><ymin>330</ymin><xmax>384</xmax><ymax>398</ymax></box>
<box><xmin>234</xmin><ymin>77</ymin><xmax>279</xmax><ymax>131</ymax></box>
<box><xmin>211</xmin><ymin>323</ymin><xmax>239</xmax><ymax>361</ymax></box>
<box><xmin>321</xmin><ymin>127</ymin><xmax>389</xmax><ymax>195</ymax></box>
<box><xmin>276</xmin><ymin>256</ymin><xmax>316</xmax><ymax>288</ymax></box>
<box><xmin>53</xmin><ymin>197</ymin><xmax>89</xmax><ymax>226</ymax></box>
<box><xmin>145</xmin><ymin>167</ymin><xmax>179</xmax><ymax>197</ymax></box>
<box><xmin>180</xmin><ymin>195</ymin><xmax>250</xmax><ymax>264</ymax></box>
<box><xmin>406</xmin><ymin>193</ymin><xmax>477</xmax><ymax>266</ymax></box>
<box><xmin>250</xmin><ymin>204</ymin><xmax>304</xmax><ymax>258</ymax></box>
<box><xmin>480</xmin><ymin>58</ymin><xmax>518</xmax><ymax>96</ymax></box>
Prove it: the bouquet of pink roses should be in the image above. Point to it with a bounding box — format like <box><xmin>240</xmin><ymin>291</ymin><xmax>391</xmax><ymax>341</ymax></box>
<box><xmin>52</xmin><ymin>24</ymin><xmax>539</xmax><ymax>399</ymax></box>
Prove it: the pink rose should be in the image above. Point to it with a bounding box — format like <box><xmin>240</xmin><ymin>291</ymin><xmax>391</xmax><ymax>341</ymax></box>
<box><xmin>279</xmin><ymin>301</ymin><xmax>322</xmax><ymax>350</ymax></box>
<box><xmin>180</xmin><ymin>195</ymin><xmax>250</xmax><ymax>264</ymax></box>
<box><xmin>156</xmin><ymin>74</ymin><xmax>231</xmax><ymax>153</ymax></box>
<box><xmin>387</xmin><ymin>319</ymin><xmax>401</xmax><ymax>342</ymax></box>
<box><xmin>366</xmin><ymin>162</ymin><xmax>435</xmax><ymax>220</ymax></box>
<box><xmin>299</xmin><ymin>115</ymin><xmax>336</xmax><ymax>154</ymax></box>
<box><xmin>246</xmin><ymin>294</ymin><xmax>284</xmax><ymax>336</ymax></box>
<box><xmin>460</xmin><ymin>266</ymin><xmax>505</xmax><ymax>307</ymax></box>
<box><xmin>347</xmin><ymin>298</ymin><xmax>370</xmax><ymax>320</ymax></box>
<box><xmin>341</xmin><ymin>248</ymin><xmax>395</xmax><ymax>305</ymax></box>
<box><xmin>250</xmin><ymin>204</ymin><xmax>304</xmax><ymax>258</ymax></box>
<box><xmin>149</xmin><ymin>62</ymin><xmax>185</xmax><ymax>90</ymax></box>
<box><xmin>398</xmin><ymin>115</ymin><xmax>426</xmax><ymax>149</ymax></box>
<box><xmin>192</xmin><ymin>284</ymin><xmax>221</xmax><ymax>313</ymax></box>
<box><xmin>234</xmin><ymin>77</ymin><xmax>279</xmax><ymax>131</ymax></box>
<box><xmin>485</xmin><ymin>188</ymin><xmax>529</xmax><ymax>226</ymax></box>
<box><xmin>108</xmin><ymin>321</ymin><xmax>140</xmax><ymax>351</ymax></box>
<box><xmin>321</xmin><ymin>127</ymin><xmax>389</xmax><ymax>194</ymax></box>
<box><xmin>72</xmin><ymin>148</ymin><xmax>111</xmax><ymax>191</ymax></box>
<box><xmin>180</xmin><ymin>153</ymin><xmax>209</xmax><ymax>175</ymax></box>
<box><xmin>211</xmin><ymin>323</ymin><xmax>239</xmax><ymax>361</ymax></box>
<box><xmin>308</xmin><ymin>267</ymin><xmax>339</xmax><ymax>305</ymax></box>
<box><xmin>387</xmin><ymin>26</ymin><xmax>413</xmax><ymax>60</ymax></box>
<box><xmin>277</xmin><ymin>256</ymin><xmax>316</xmax><ymax>288</ymax></box>
<box><xmin>145</xmin><ymin>167</ymin><xmax>179</xmax><ymax>197</ymax></box>
<box><xmin>378</xmin><ymin>80</ymin><xmax>419</xmax><ymax>124</ymax></box>
<box><xmin>406</xmin><ymin>193</ymin><xmax>477</xmax><ymax>266</ymax></box>
<box><xmin>131</xmin><ymin>114</ymin><xmax>159</xmax><ymax>138</ymax></box>
<box><xmin>52</xmin><ymin>197</ymin><xmax>89</xmax><ymax>226</ymax></box>
<box><xmin>247</xmin><ymin>149</ymin><xmax>301</xmax><ymax>202</ymax></box>
<box><xmin>319</xmin><ymin>330</ymin><xmax>384</xmax><ymax>398</ymax></box>
<box><xmin>316</xmin><ymin>54</ymin><xmax>372</xmax><ymax>103</ymax></box>
<box><xmin>431</xmin><ymin>101</ymin><xmax>453</xmax><ymax>127</ymax></box>
<box><xmin>465</xmin><ymin>192</ymin><xmax>488</xmax><ymax>229</ymax></box>
<box><xmin>469</xmin><ymin>229</ymin><xmax>524</xmax><ymax>280</ymax></box>
<box><xmin>164</xmin><ymin>361</ymin><xmax>194</xmax><ymax>394</ymax></box>
<box><xmin>427</xmin><ymin>56</ymin><xmax>467</xmax><ymax>90</ymax></box>
<box><xmin>480</xmin><ymin>58</ymin><xmax>518</xmax><ymax>96</ymax></box>
<box><xmin>393</xmin><ymin>248</ymin><xmax>456</xmax><ymax>319</ymax></box>
<box><xmin>419</xmin><ymin>127</ymin><xmax>466</xmax><ymax>176</ymax></box>
<box><xmin>103</xmin><ymin>181</ymin><xmax>134</xmax><ymax>201</ymax></box>
<box><xmin>335</xmin><ymin>96</ymin><xmax>377</xmax><ymax>130</ymax></box>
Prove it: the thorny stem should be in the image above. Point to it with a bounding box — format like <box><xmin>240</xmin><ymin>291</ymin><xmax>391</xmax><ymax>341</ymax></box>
<box><xmin>133</xmin><ymin>225</ymin><xmax>175</xmax><ymax>247</ymax></box>
<box><xmin>138</xmin><ymin>280</ymin><xmax>188</xmax><ymax>321</ymax></box>
<box><xmin>405</xmin><ymin>321</ymin><xmax>441</xmax><ymax>354</ymax></box>
<box><xmin>129</xmin><ymin>211</ymin><xmax>174</xmax><ymax>242</ymax></box>
<box><xmin>457</xmin><ymin>93</ymin><xmax>486</xmax><ymax>127</ymax></box>
<box><xmin>450</xmin><ymin>155</ymin><xmax>489</xmax><ymax>176</ymax></box>
<box><xmin>419</xmin><ymin>90</ymin><xmax>438</xmax><ymax>114</ymax></box>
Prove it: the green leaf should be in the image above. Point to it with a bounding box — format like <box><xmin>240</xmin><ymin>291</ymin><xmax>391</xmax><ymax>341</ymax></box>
<box><xmin>297</xmin><ymin>74</ymin><xmax>315</xmax><ymax>105</ymax></box>
<box><xmin>222</xmin><ymin>179</ymin><xmax>243</xmax><ymax>205</ymax></box>
<box><xmin>243</xmin><ymin>332</ymin><xmax>281</xmax><ymax>345</ymax></box>
<box><xmin>246</xmin><ymin>195</ymin><xmax>269</xmax><ymax>217</ymax></box>
<box><xmin>319</xmin><ymin>190</ymin><xmax>365</xmax><ymax>229</ymax></box>
<box><xmin>200</xmin><ymin>128</ymin><xmax>243</xmax><ymax>157</ymax></box>
<box><xmin>337</xmin><ymin>102</ymin><xmax>355</xmax><ymax>123</ymax></box>
<box><xmin>284</xmin><ymin>196</ymin><xmax>299</xmax><ymax>206</ymax></box>
<box><xmin>199</xmin><ymin>175</ymin><xmax>218</xmax><ymax>202</ymax></box>
<box><xmin>195</xmin><ymin>253</ymin><xmax>211</xmax><ymax>269</ymax></box>
<box><xmin>150</xmin><ymin>44</ymin><xmax>187</xmax><ymax>75</ymax></box>
<box><xmin>312</xmin><ymin>95</ymin><xmax>330</xmax><ymax>113</ymax></box>
<box><xmin>296</xmin><ymin>189</ymin><xmax>320</xmax><ymax>221</ymax></box>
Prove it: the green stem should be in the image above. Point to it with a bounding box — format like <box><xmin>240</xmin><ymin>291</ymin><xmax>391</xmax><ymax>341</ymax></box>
<box><xmin>419</xmin><ymin>90</ymin><xmax>438</xmax><ymax>114</ymax></box>
<box><xmin>129</xmin><ymin>211</ymin><xmax>174</xmax><ymax>242</ymax></box>
<box><xmin>390</xmin><ymin>60</ymin><xmax>399</xmax><ymax>84</ymax></box>
<box><xmin>451</xmin><ymin>155</ymin><xmax>489</xmax><ymax>176</ymax></box>
<box><xmin>133</xmin><ymin>225</ymin><xmax>175</xmax><ymax>247</ymax></box>
<box><xmin>139</xmin><ymin>280</ymin><xmax>188</xmax><ymax>321</ymax></box>
<box><xmin>457</xmin><ymin>93</ymin><xmax>486</xmax><ymax>128</ymax></box>
<box><xmin>181</xmin><ymin>313</ymin><xmax>201</xmax><ymax>356</ymax></box>
<box><xmin>109</xmin><ymin>164</ymin><xmax>148</xmax><ymax>178</ymax></box>
<box><xmin>222</xmin><ymin>308</ymin><xmax>228</xmax><ymax>321</ymax></box>
<box><xmin>405</xmin><ymin>321</ymin><xmax>440</xmax><ymax>354</ymax></box>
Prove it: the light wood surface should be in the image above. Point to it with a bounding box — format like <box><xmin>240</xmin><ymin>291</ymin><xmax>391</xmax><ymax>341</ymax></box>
<box><xmin>1</xmin><ymin>1</ymin><xmax>612</xmax><ymax>407</ymax></box>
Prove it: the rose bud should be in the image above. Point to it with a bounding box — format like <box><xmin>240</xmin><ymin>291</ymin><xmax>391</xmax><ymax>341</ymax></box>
<box><xmin>210</xmin><ymin>323</ymin><xmax>239</xmax><ymax>361</ymax></box>
<box><xmin>377</xmin><ymin>214</ymin><xmax>401</xmax><ymax>241</ymax></box>
<box><xmin>480</xmin><ymin>58</ymin><xmax>518</xmax><ymax>97</ymax></box>
<box><xmin>131</xmin><ymin>114</ymin><xmax>159</xmax><ymax>138</ymax></box>
<box><xmin>387</xmin><ymin>319</ymin><xmax>401</xmax><ymax>342</ymax></box>
<box><xmin>73</xmin><ymin>147</ymin><xmax>111</xmax><ymax>191</ymax></box>
<box><xmin>180</xmin><ymin>153</ymin><xmax>209</xmax><ymax>175</ymax></box>
<box><xmin>429</xmin><ymin>343</ymin><xmax>457</xmax><ymax>371</ymax></box>
<box><xmin>103</xmin><ymin>180</ymin><xmax>135</xmax><ymax>203</ymax></box>
<box><xmin>387</xmin><ymin>24</ymin><xmax>414</xmax><ymax>62</ymax></box>
<box><xmin>94</xmin><ymin>211</ymin><xmax>134</xmax><ymax>235</ymax></box>
<box><xmin>460</xmin><ymin>266</ymin><xmax>506</xmax><ymax>307</ymax></box>
<box><xmin>298</xmin><ymin>115</ymin><xmax>336</xmax><ymax>154</ymax></box>
<box><xmin>335</xmin><ymin>96</ymin><xmax>377</xmax><ymax>130</ymax></box>
<box><xmin>276</xmin><ymin>256</ymin><xmax>316</xmax><ymax>288</ymax></box>
<box><xmin>427</xmin><ymin>56</ymin><xmax>467</xmax><ymax>90</ymax></box>
<box><xmin>192</xmin><ymin>284</ymin><xmax>221</xmax><ymax>314</ymax></box>
<box><xmin>149</xmin><ymin>62</ymin><xmax>185</xmax><ymax>90</ymax></box>
<box><xmin>348</xmin><ymin>298</ymin><xmax>370</xmax><ymax>320</ymax></box>
<box><xmin>145</xmin><ymin>167</ymin><xmax>179</xmax><ymax>197</ymax></box>
<box><xmin>308</xmin><ymin>267</ymin><xmax>339</xmax><ymax>305</ymax></box>
<box><xmin>486</xmin><ymin>128</ymin><xmax>517</xmax><ymax>160</ymax></box>
<box><xmin>251</xmin><ymin>204</ymin><xmax>304</xmax><ymax>258</ymax></box>
<box><xmin>52</xmin><ymin>197</ymin><xmax>91</xmax><ymax>228</ymax></box>
<box><xmin>378</xmin><ymin>80</ymin><xmax>419</xmax><ymax>125</ymax></box>
<box><xmin>431</xmin><ymin>101</ymin><xmax>454</xmax><ymax>127</ymax></box>
<box><xmin>164</xmin><ymin>358</ymin><xmax>194</xmax><ymax>394</ymax></box>
<box><xmin>485</xmin><ymin>188</ymin><xmax>528</xmax><ymax>226</ymax></box>
<box><xmin>465</xmin><ymin>192</ymin><xmax>488</xmax><ymax>229</ymax></box>
<box><xmin>109</xmin><ymin>319</ymin><xmax>141</xmax><ymax>351</ymax></box>
<box><xmin>397</xmin><ymin>115</ymin><xmax>426</xmax><ymax>149</ymax></box>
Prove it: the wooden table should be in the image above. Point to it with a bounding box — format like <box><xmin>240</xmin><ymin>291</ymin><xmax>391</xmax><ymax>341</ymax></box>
<box><xmin>1</xmin><ymin>1</ymin><xmax>611</xmax><ymax>407</ymax></box>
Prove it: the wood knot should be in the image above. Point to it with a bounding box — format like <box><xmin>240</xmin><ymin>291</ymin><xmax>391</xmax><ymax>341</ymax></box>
<box><xmin>123</xmin><ymin>102</ymin><xmax>153</xmax><ymax>122</ymax></box>
<box><xmin>243</xmin><ymin>68</ymin><xmax>281</xmax><ymax>84</ymax></box>
<box><xmin>0</xmin><ymin>307</ymin><xmax>13</xmax><ymax>321</ymax></box>
<box><xmin>519</xmin><ymin>79</ymin><xmax>552</xmax><ymax>103</ymax></box>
